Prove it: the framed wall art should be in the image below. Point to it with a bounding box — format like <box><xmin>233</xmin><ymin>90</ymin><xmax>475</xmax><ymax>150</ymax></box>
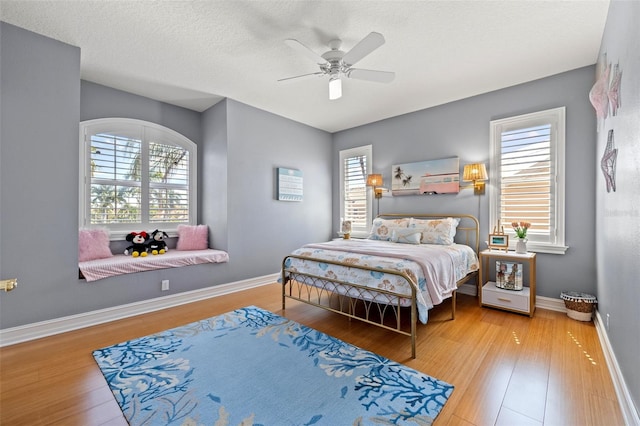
<box><xmin>392</xmin><ymin>157</ymin><xmax>459</xmax><ymax>196</ymax></box>
<box><xmin>277</xmin><ymin>167</ymin><xmax>303</xmax><ymax>202</ymax></box>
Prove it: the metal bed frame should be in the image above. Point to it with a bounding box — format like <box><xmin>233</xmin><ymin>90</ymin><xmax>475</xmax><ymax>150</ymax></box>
<box><xmin>281</xmin><ymin>214</ymin><xmax>479</xmax><ymax>359</ymax></box>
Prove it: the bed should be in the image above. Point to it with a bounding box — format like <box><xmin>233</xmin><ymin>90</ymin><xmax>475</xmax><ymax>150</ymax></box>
<box><xmin>281</xmin><ymin>214</ymin><xmax>479</xmax><ymax>358</ymax></box>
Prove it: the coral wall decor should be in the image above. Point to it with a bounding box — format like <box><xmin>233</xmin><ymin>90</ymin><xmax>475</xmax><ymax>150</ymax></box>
<box><xmin>600</xmin><ymin>129</ymin><xmax>618</xmax><ymax>193</ymax></box>
<box><xmin>589</xmin><ymin>54</ymin><xmax>611</xmax><ymax>128</ymax></box>
<box><xmin>608</xmin><ymin>62</ymin><xmax>623</xmax><ymax>117</ymax></box>
<box><xmin>589</xmin><ymin>53</ymin><xmax>623</xmax><ymax>130</ymax></box>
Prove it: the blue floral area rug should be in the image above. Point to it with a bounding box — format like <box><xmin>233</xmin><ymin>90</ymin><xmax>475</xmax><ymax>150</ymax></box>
<box><xmin>92</xmin><ymin>306</ymin><xmax>454</xmax><ymax>425</ymax></box>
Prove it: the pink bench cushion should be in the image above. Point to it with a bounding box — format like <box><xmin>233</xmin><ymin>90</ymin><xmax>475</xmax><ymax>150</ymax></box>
<box><xmin>79</xmin><ymin>249</ymin><xmax>229</xmax><ymax>282</ymax></box>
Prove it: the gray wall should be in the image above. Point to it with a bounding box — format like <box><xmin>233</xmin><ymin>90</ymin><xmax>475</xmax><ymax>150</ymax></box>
<box><xmin>200</xmin><ymin>98</ymin><xmax>333</xmax><ymax>284</ymax></box>
<box><xmin>223</xmin><ymin>99</ymin><xmax>333</xmax><ymax>275</ymax></box>
<box><xmin>333</xmin><ymin>66</ymin><xmax>597</xmax><ymax>300</ymax></box>
<box><xmin>595</xmin><ymin>0</ymin><xmax>640</xmax><ymax>414</ymax></box>
<box><xmin>80</xmin><ymin>80</ymin><xmax>202</xmax><ymax>145</ymax></box>
<box><xmin>0</xmin><ymin>22</ymin><xmax>81</xmax><ymax>325</ymax></box>
<box><xmin>0</xmin><ymin>23</ymin><xmax>333</xmax><ymax>329</ymax></box>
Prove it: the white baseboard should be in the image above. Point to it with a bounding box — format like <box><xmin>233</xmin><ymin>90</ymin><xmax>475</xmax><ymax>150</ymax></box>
<box><xmin>0</xmin><ymin>273</ymin><xmax>278</xmax><ymax>347</ymax></box>
<box><xmin>0</xmin><ymin>280</ymin><xmax>565</xmax><ymax>347</ymax></box>
<box><xmin>535</xmin><ymin>295</ymin><xmax>566</xmax><ymax>312</ymax></box>
<box><xmin>594</xmin><ymin>310</ymin><xmax>640</xmax><ymax>426</ymax></box>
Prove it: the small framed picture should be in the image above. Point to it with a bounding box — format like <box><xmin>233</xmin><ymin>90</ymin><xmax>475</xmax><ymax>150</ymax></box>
<box><xmin>496</xmin><ymin>261</ymin><xmax>523</xmax><ymax>290</ymax></box>
<box><xmin>488</xmin><ymin>234</ymin><xmax>509</xmax><ymax>251</ymax></box>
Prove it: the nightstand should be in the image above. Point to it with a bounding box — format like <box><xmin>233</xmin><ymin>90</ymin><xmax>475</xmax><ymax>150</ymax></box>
<box><xmin>478</xmin><ymin>250</ymin><xmax>537</xmax><ymax>317</ymax></box>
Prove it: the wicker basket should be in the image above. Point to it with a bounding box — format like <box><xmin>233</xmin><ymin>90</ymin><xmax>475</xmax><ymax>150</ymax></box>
<box><xmin>560</xmin><ymin>291</ymin><xmax>597</xmax><ymax>321</ymax></box>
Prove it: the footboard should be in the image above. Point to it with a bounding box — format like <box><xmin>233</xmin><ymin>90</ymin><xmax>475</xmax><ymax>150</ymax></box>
<box><xmin>282</xmin><ymin>254</ymin><xmax>419</xmax><ymax>358</ymax></box>
<box><xmin>281</xmin><ymin>214</ymin><xmax>479</xmax><ymax>359</ymax></box>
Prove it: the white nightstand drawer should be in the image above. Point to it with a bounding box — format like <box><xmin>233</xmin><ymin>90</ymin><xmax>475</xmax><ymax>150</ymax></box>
<box><xmin>482</xmin><ymin>281</ymin><xmax>530</xmax><ymax>313</ymax></box>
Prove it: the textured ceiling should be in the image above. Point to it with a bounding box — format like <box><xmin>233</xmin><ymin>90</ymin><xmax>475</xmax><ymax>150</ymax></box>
<box><xmin>0</xmin><ymin>1</ymin><xmax>609</xmax><ymax>133</ymax></box>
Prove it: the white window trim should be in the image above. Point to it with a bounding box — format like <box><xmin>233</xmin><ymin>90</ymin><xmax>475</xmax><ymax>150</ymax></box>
<box><xmin>339</xmin><ymin>145</ymin><xmax>372</xmax><ymax>238</ymax></box>
<box><xmin>489</xmin><ymin>107</ymin><xmax>568</xmax><ymax>254</ymax></box>
<box><xmin>79</xmin><ymin>118</ymin><xmax>197</xmax><ymax>240</ymax></box>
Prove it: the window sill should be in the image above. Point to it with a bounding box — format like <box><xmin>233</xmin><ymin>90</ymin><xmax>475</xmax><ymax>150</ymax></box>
<box><xmin>79</xmin><ymin>249</ymin><xmax>229</xmax><ymax>282</ymax></box>
<box><xmin>510</xmin><ymin>242</ymin><xmax>569</xmax><ymax>255</ymax></box>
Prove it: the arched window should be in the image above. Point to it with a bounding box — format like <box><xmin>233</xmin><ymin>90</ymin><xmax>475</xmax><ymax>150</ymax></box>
<box><xmin>79</xmin><ymin>118</ymin><xmax>197</xmax><ymax>238</ymax></box>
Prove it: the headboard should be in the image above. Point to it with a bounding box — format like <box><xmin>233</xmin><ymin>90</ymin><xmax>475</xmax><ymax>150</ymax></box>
<box><xmin>376</xmin><ymin>213</ymin><xmax>480</xmax><ymax>254</ymax></box>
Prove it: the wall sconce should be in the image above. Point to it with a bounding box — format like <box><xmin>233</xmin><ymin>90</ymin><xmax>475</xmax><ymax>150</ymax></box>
<box><xmin>366</xmin><ymin>174</ymin><xmax>384</xmax><ymax>199</ymax></box>
<box><xmin>0</xmin><ymin>278</ymin><xmax>18</xmax><ymax>292</ymax></box>
<box><xmin>367</xmin><ymin>173</ymin><xmax>385</xmax><ymax>217</ymax></box>
<box><xmin>462</xmin><ymin>163</ymin><xmax>488</xmax><ymax>195</ymax></box>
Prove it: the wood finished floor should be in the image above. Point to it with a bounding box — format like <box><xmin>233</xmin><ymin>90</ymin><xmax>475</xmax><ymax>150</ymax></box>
<box><xmin>0</xmin><ymin>283</ymin><xmax>624</xmax><ymax>426</ymax></box>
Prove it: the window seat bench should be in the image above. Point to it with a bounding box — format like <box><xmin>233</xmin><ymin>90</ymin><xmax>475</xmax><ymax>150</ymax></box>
<box><xmin>79</xmin><ymin>249</ymin><xmax>229</xmax><ymax>282</ymax></box>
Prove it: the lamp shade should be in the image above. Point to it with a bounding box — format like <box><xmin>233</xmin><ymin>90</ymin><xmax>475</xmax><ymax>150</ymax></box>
<box><xmin>462</xmin><ymin>163</ymin><xmax>488</xmax><ymax>182</ymax></box>
<box><xmin>366</xmin><ymin>174</ymin><xmax>383</xmax><ymax>187</ymax></box>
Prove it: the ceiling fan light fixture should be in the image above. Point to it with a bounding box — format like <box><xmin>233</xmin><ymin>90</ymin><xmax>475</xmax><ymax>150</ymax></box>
<box><xmin>329</xmin><ymin>76</ymin><xmax>342</xmax><ymax>100</ymax></box>
<box><xmin>282</xmin><ymin>32</ymin><xmax>393</xmax><ymax>100</ymax></box>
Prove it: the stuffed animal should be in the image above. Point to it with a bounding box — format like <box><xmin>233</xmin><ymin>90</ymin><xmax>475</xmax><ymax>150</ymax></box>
<box><xmin>148</xmin><ymin>229</ymin><xmax>169</xmax><ymax>255</ymax></box>
<box><xmin>124</xmin><ymin>231</ymin><xmax>149</xmax><ymax>257</ymax></box>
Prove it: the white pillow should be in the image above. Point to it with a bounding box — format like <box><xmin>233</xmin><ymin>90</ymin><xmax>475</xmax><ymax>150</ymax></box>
<box><xmin>368</xmin><ymin>218</ymin><xmax>410</xmax><ymax>241</ymax></box>
<box><xmin>409</xmin><ymin>217</ymin><xmax>460</xmax><ymax>245</ymax></box>
<box><xmin>391</xmin><ymin>228</ymin><xmax>423</xmax><ymax>244</ymax></box>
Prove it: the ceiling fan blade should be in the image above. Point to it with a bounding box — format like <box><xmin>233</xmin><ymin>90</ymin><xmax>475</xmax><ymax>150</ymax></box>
<box><xmin>342</xmin><ymin>32</ymin><xmax>386</xmax><ymax>66</ymax></box>
<box><xmin>347</xmin><ymin>68</ymin><xmax>395</xmax><ymax>83</ymax></box>
<box><xmin>284</xmin><ymin>39</ymin><xmax>329</xmax><ymax>65</ymax></box>
<box><xmin>278</xmin><ymin>72</ymin><xmax>324</xmax><ymax>82</ymax></box>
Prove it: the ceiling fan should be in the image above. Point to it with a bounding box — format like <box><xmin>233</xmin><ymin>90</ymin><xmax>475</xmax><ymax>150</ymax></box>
<box><xmin>279</xmin><ymin>32</ymin><xmax>395</xmax><ymax>100</ymax></box>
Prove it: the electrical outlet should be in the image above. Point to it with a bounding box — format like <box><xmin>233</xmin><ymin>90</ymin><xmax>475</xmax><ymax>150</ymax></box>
<box><xmin>161</xmin><ymin>280</ymin><xmax>170</xmax><ymax>291</ymax></box>
<box><xmin>606</xmin><ymin>313</ymin><xmax>610</xmax><ymax>331</ymax></box>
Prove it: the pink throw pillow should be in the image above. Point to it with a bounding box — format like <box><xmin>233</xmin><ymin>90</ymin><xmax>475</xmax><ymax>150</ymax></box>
<box><xmin>176</xmin><ymin>225</ymin><xmax>209</xmax><ymax>251</ymax></box>
<box><xmin>78</xmin><ymin>228</ymin><xmax>113</xmax><ymax>262</ymax></box>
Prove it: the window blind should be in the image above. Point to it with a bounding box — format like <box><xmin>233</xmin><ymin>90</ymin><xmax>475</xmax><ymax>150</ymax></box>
<box><xmin>343</xmin><ymin>153</ymin><xmax>368</xmax><ymax>230</ymax></box>
<box><xmin>148</xmin><ymin>142</ymin><xmax>190</xmax><ymax>223</ymax></box>
<box><xmin>500</xmin><ymin>124</ymin><xmax>553</xmax><ymax>239</ymax></box>
<box><xmin>90</xmin><ymin>133</ymin><xmax>142</xmax><ymax>224</ymax></box>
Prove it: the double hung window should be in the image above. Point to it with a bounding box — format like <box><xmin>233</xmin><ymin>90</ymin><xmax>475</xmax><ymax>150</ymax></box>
<box><xmin>489</xmin><ymin>107</ymin><xmax>567</xmax><ymax>254</ymax></box>
<box><xmin>339</xmin><ymin>145</ymin><xmax>372</xmax><ymax>237</ymax></box>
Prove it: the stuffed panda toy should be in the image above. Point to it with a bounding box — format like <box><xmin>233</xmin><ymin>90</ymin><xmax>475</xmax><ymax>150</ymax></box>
<box><xmin>124</xmin><ymin>231</ymin><xmax>149</xmax><ymax>257</ymax></box>
<box><xmin>148</xmin><ymin>229</ymin><xmax>169</xmax><ymax>255</ymax></box>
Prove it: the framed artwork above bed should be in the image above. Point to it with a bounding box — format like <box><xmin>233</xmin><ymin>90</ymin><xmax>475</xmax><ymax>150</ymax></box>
<box><xmin>392</xmin><ymin>157</ymin><xmax>460</xmax><ymax>196</ymax></box>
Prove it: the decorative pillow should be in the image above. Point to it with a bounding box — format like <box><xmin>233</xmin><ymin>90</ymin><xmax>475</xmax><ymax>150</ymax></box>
<box><xmin>368</xmin><ymin>218</ymin><xmax>410</xmax><ymax>241</ymax></box>
<box><xmin>391</xmin><ymin>228</ymin><xmax>423</xmax><ymax>245</ymax></box>
<box><xmin>409</xmin><ymin>217</ymin><xmax>460</xmax><ymax>245</ymax></box>
<box><xmin>176</xmin><ymin>225</ymin><xmax>209</xmax><ymax>250</ymax></box>
<box><xmin>78</xmin><ymin>228</ymin><xmax>113</xmax><ymax>262</ymax></box>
